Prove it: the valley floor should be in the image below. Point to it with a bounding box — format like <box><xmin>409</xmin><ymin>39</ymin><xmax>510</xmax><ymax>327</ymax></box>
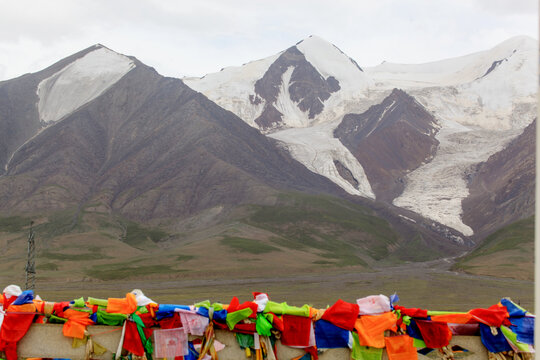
<box><xmin>14</xmin><ymin>256</ymin><xmax>533</xmax><ymax>313</ymax></box>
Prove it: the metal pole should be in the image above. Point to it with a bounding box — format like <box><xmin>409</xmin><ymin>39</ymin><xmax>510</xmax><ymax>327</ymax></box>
<box><xmin>25</xmin><ymin>221</ymin><xmax>35</xmax><ymax>290</ymax></box>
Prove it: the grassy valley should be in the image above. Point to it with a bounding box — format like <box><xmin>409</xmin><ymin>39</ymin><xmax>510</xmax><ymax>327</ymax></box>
<box><xmin>453</xmin><ymin>216</ymin><xmax>534</xmax><ymax>281</ymax></box>
<box><xmin>0</xmin><ymin>194</ymin><xmax>533</xmax><ymax>311</ymax></box>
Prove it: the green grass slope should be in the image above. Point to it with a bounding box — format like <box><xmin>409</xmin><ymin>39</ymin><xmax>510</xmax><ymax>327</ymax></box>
<box><xmin>0</xmin><ymin>192</ymin><xmax>404</xmax><ymax>282</ymax></box>
<box><xmin>244</xmin><ymin>192</ymin><xmax>399</xmax><ymax>266</ymax></box>
<box><xmin>453</xmin><ymin>216</ymin><xmax>534</xmax><ymax>280</ymax></box>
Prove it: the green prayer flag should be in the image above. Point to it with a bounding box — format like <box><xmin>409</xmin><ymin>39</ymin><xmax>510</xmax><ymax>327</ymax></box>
<box><xmin>413</xmin><ymin>338</ymin><xmax>427</xmax><ymax>348</ymax></box>
<box><xmin>48</xmin><ymin>314</ymin><xmax>68</xmax><ymax>323</ymax></box>
<box><xmin>72</xmin><ymin>297</ymin><xmax>85</xmax><ymax>307</ymax></box>
<box><xmin>96</xmin><ymin>310</ymin><xmax>127</xmax><ymax>326</ymax></box>
<box><xmin>351</xmin><ymin>332</ymin><xmax>383</xmax><ymax>360</ymax></box>
<box><xmin>195</xmin><ymin>300</ymin><xmax>225</xmax><ymax>311</ymax></box>
<box><xmin>256</xmin><ymin>313</ymin><xmax>273</xmax><ymax>336</ymax></box>
<box><xmin>264</xmin><ymin>301</ymin><xmax>310</xmax><ymax>316</ymax></box>
<box><xmin>195</xmin><ymin>300</ymin><xmax>211</xmax><ymax>308</ymax></box>
<box><xmin>426</xmin><ymin>311</ymin><xmax>466</xmax><ymax>316</ymax></box>
<box><xmin>226</xmin><ymin>308</ymin><xmax>253</xmax><ymax>330</ymax></box>
<box><xmin>131</xmin><ymin>315</ymin><xmax>154</xmax><ymax>359</ymax></box>
<box><xmin>87</xmin><ymin>297</ymin><xmax>109</xmax><ymax>307</ymax></box>
<box><xmin>235</xmin><ymin>333</ymin><xmax>255</xmax><ymax>349</ymax></box>
<box><xmin>402</xmin><ymin>315</ymin><xmax>411</xmax><ymax>326</ymax></box>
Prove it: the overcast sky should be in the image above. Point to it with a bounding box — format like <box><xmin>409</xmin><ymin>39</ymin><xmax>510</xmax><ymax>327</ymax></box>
<box><xmin>0</xmin><ymin>0</ymin><xmax>537</xmax><ymax>81</ymax></box>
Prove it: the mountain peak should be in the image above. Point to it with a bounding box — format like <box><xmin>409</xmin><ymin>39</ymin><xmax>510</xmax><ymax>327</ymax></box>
<box><xmin>298</xmin><ymin>34</ymin><xmax>333</xmax><ymax>46</ymax></box>
<box><xmin>492</xmin><ymin>35</ymin><xmax>537</xmax><ymax>53</ymax></box>
<box><xmin>296</xmin><ymin>35</ymin><xmax>344</xmax><ymax>58</ymax></box>
<box><xmin>37</xmin><ymin>46</ymin><xmax>136</xmax><ymax>123</ymax></box>
<box><xmin>295</xmin><ymin>35</ymin><xmax>367</xmax><ymax>83</ymax></box>
<box><xmin>88</xmin><ymin>44</ymin><xmax>134</xmax><ymax>60</ymax></box>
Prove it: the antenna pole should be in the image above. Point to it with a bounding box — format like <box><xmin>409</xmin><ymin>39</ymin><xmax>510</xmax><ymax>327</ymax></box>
<box><xmin>25</xmin><ymin>221</ymin><xmax>35</xmax><ymax>290</ymax></box>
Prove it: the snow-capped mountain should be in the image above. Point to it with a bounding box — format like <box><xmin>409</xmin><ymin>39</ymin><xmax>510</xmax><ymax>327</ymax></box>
<box><xmin>367</xmin><ymin>36</ymin><xmax>537</xmax><ymax>130</ymax></box>
<box><xmin>0</xmin><ymin>44</ymin><xmax>135</xmax><ymax>173</ymax></box>
<box><xmin>185</xmin><ymin>35</ymin><xmax>379</xmax><ymax>199</ymax></box>
<box><xmin>0</xmin><ymin>44</ymin><xmax>473</xmax><ymax>266</ymax></box>
<box><xmin>0</xmin><ymin>36</ymin><xmax>535</xmax><ymax>242</ymax></box>
<box><xmin>186</xmin><ymin>35</ymin><xmax>537</xmax><ymax>237</ymax></box>
<box><xmin>185</xmin><ymin>35</ymin><xmax>373</xmax><ymax>131</ymax></box>
<box><xmin>369</xmin><ymin>36</ymin><xmax>537</xmax><ymax>236</ymax></box>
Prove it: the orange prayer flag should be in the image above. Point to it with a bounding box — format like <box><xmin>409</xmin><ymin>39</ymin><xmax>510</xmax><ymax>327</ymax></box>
<box><xmin>106</xmin><ymin>292</ymin><xmax>138</xmax><ymax>314</ymax></box>
<box><xmin>385</xmin><ymin>335</ymin><xmax>418</xmax><ymax>360</ymax></box>
<box><xmin>430</xmin><ymin>313</ymin><xmax>474</xmax><ymax>324</ymax></box>
<box><xmin>354</xmin><ymin>312</ymin><xmax>397</xmax><ymax>348</ymax></box>
<box><xmin>62</xmin><ymin>309</ymin><xmax>95</xmax><ymax>339</ymax></box>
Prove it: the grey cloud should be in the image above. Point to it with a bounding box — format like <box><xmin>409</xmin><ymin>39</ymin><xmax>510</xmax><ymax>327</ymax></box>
<box><xmin>0</xmin><ymin>0</ymin><xmax>537</xmax><ymax>80</ymax></box>
<box><xmin>472</xmin><ymin>0</ymin><xmax>537</xmax><ymax>15</ymax></box>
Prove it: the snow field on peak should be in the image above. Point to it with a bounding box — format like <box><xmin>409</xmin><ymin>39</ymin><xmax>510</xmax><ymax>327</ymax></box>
<box><xmin>269</xmin><ymin>121</ymin><xmax>375</xmax><ymax>199</ymax></box>
<box><xmin>366</xmin><ymin>36</ymin><xmax>536</xmax><ymax>88</ymax></box>
<box><xmin>296</xmin><ymin>36</ymin><xmax>372</xmax><ymax>92</ymax></box>
<box><xmin>37</xmin><ymin>47</ymin><xmax>135</xmax><ymax>123</ymax></box>
<box><xmin>392</xmin><ymin>119</ymin><xmax>521</xmax><ymax>236</ymax></box>
<box><xmin>183</xmin><ymin>54</ymin><xmax>280</xmax><ymax>128</ymax></box>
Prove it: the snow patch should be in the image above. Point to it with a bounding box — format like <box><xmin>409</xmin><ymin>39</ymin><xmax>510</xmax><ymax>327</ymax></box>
<box><xmin>393</xmin><ymin>119</ymin><xmax>521</xmax><ymax>236</ymax></box>
<box><xmin>274</xmin><ymin>67</ymin><xmax>311</xmax><ymax>127</ymax></box>
<box><xmin>366</xmin><ymin>36</ymin><xmax>535</xmax><ymax>88</ymax></box>
<box><xmin>4</xmin><ymin>126</ymin><xmax>47</xmax><ymax>172</ymax></box>
<box><xmin>365</xmin><ymin>100</ymin><xmax>396</xmax><ymax>137</ymax></box>
<box><xmin>398</xmin><ymin>214</ymin><xmax>416</xmax><ymax>223</ymax></box>
<box><xmin>269</xmin><ymin>121</ymin><xmax>375</xmax><ymax>198</ymax></box>
<box><xmin>37</xmin><ymin>47</ymin><xmax>135</xmax><ymax>123</ymax></box>
<box><xmin>183</xmin><ymin>53</ymin><xmax>280</xmax><ymax>127</ymax></box>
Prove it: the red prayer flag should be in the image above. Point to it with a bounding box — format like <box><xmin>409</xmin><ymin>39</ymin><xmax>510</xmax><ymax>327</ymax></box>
<box><xmin>415</xmin><ymin>320</ymin><xmax>452</xmax><ymax>348</ymax></box>
<box><xmin>123</xmin><ymin>320</ymin><xmax>145</xmax><ymax>356</ymax></box>
<box><xmin>281</xmin><ymin>314</ymin><xmax>312</xmax><ymax>347</ymax></box>
<box><xmin>321</xmin><ymin>299</ymin><xmax>359</xmax><ymax>330</ymax></box>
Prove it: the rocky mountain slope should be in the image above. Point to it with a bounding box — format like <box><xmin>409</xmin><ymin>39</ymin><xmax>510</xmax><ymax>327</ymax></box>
<box><xmin>0</xmin><ymin>45</ymin><xmax>344</xmax><ymax>224</ymax></box>
<box><xmin>462</xmin><ymin>120</ymin><xmax>536</xmax><ymax>237</ymax></box>
<box><xmin>334</xmin><ymin>89</ymin><xmax>439</xmax><ymax>202</ymax></box>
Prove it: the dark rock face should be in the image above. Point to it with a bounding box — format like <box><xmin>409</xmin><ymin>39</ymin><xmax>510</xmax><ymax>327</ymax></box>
<box><xmin>482</xmin><ymin>58</ymin><xmax>507</xmax><ymax>78</ymax></box>
<box><xmin>253</xmin><ymin>46</ymin><xmax>340</xmax><ymax>130</ymax></box>
<box><xmin>0</xmin><ymin>45</ymin><xmax>108</xmax><ymax>174</ymax></box>
<box><xmin>0</xmin><ymin>75</ymin><xmax>41</xmax><ymax>173</ymax></box>
<box><xmin>480</xmin><ymin>50</ymin><xmax>515</xmax><ymax>79</ymax></box>
<box><xmin>0</xmin><ymin>61</ymin><xmax>341</xmax><ymax>221</ymax></box>
<box><xmin>462</xmin><ymin>120</ymin><xmax>535</xmax><ymax>237</ymax></box>
<box><xmin>333</xmin><ymin>160</ymin><xmax>359</xmax><ymax>189</ymax></box>
<box><xmin>334</xmin><ymin>89</ymin><xmax>439</xmax><ymax>202</ymax></box>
